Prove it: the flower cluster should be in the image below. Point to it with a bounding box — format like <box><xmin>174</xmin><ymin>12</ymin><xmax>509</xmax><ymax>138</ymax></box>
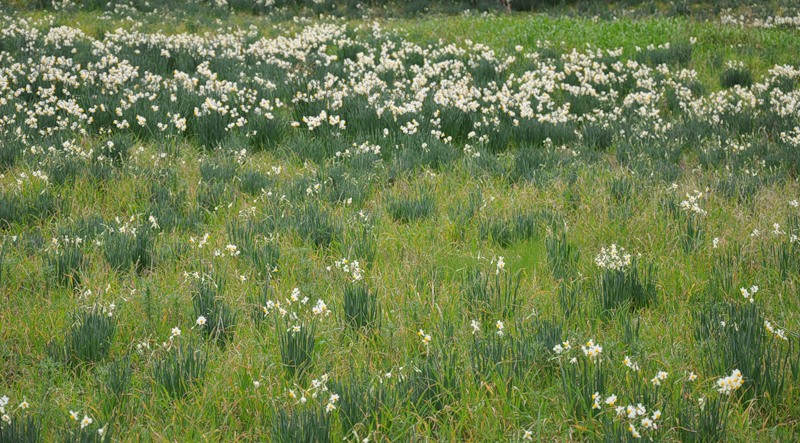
<box><xmin>581</xmin><ymin>339</ymin><xmax>603</xmax><ymax>360</ymax></box>
<box><xmin>417</xmin><ymin>329</ymin><xmax>432</xmax><ymax>346</ymax></box>
<box><xmin>593</xmin><ymin>391</ymin><xmax>663</xmax><ymax>439</ymax></box>
<box><xmin>595</xmin><ymin>245</ymin><xmax>631</xmax><ymax>271</ymax></box>
<box><xmin>650</xmin><ymin>371</ymin><xmax>669</xmax><ymax>386</ymax></box>
<box><xmin>716</xmin><ymin>369</ymin><xmax>744</xmax><ymax>395</ymax></box>
<box><xmin>328</xmin><ymin>258</ymin><xmax>363</xmax><ymax>282</ymax></box>
<box><xmin>0</xmin><ymin>395</ymin><xmax>29</xmax><ymax>426</ymax></box>
<box><xmin>764</xmin><ymin>320</ymin><xmax>788</xmax><ymax>341</ymax></box>
<box><xmin>261</xmin><ymin>287</ymin><xmax>331</xmax><ymax>327</ymax></box>
<box><xmin>679</xmin><ymin>190</ymin><xmax>707</xmax><ymax>216</ymax></box>
<box><xmin>739</xmin><ymin>285</ymin><xmax>759</xmax><ymax>303</ymax></box>
<box><xmin>287</xmin><ymin>373</ymin><xmax>339</xmax><ymax>412</ymax></box>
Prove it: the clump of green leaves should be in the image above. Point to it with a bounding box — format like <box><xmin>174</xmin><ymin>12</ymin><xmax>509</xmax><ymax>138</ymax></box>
<box><xmin>596</xmin><ymin>259</ymin><xmax>657</xmax><ymax>315</ymax></box>
<box><xmin>560</xmin><ymin>355</ymin><xmax>606</xmax><ymax>420</ymax></box>
<box><xmin>694</xmin><ymin>301</ymin><xmax>792</xmax><ymax>403</ymax></box>
<box><xmin>56</xmin><ymin>308</ymin><xmax>117</xmax><ymax>368</ymax></box>
<box><xmin>192</xmin><ymin>273</ymin><xmax>237</xmax><ymax>347</ymax></box>
<box><xmin>448</xmin><ymin>187</ymin><xmax>482</xmax><ymax>240</ymax></box>
<box><xmin>100</xmin><ymin>355</ymin><xmax>132</xmax><ymax>417</ymax></box>
<box><xmin>271</xmin><ymin>404</ymin><xmax>331</xmax><ymax>443</ymax></box>
<box><xmin>385</xmin><ymin>185</ymin><xmax>436</xmax><ymax>223</ymax></box>
<box><xmin>331</xmin><ymin>373</ymin><xmax>393</xmax><ymax>438</ymax></box>
<box><xmin>343</xmin><ymin>282</ymin><xmax>380</xmax><ymax>332</ymax></box>
<box><xmin>295</xmin><ymin>201</ymin><xmax>339</xmax><ymax>249</ymax></box>
<box><xmin>0</xmin><ymin>415</ymin><xmax>41</xmax><ymax>443</ymax></box>
<box><xmin>103</xmin><ymin>224</ymin><xmax>154</xmax><ymax>273</ymax></box>
<box><xmin>153</xmin><ymin>343</ymin><xmax>207</xmax><ymax>399</ymax></box>
<box><xmin>462</xmin><ymin>265</ymin><xmax>521</xmax><ymax>320</ymax></box>
<box><xmin>546</xmin><ymin>231</ymin><xmax>579</xmax><ymax>280</ymax></box>
<box><xmin>720</xmin><ymin>64</ymin><xmax>753</xmax><ymax>89</ymax></box>
<box><xmin>45</xmin><ymin>235</ymin><xmax>86</xmax><ymax>288</ymax></box>
<box><xmin>278</xmin><ymin>322</ymin><xmax>316</xmax><ymax>380</ymax></box>
<box><xmin>676</xmin><ymin>395</ymin><xmax>730</xmax><ymax>443</ymax></box>
<box><xmin>479</xmin><ymin>210</ymin><xmax>541</xmax><ymax>247</ymax></box>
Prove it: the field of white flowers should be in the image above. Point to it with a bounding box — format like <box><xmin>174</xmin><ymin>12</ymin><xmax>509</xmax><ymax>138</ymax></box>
<box><xmin>1</xmin><ymin>1</ymin><xmax>800</xmax><ymax>441</ymax></box>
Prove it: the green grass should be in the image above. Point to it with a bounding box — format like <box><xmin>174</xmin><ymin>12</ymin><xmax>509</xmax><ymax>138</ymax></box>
<box><xmin>1</xmin><ymin>2</ymin><xmax>800</xmax><ymax>441</ymax></box>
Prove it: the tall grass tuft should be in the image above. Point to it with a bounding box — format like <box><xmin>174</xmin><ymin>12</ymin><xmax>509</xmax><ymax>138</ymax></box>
<box><xmin>676</xmin><ymin>395</ymin><xmax>730</xmax><ymax>442</ymax></box>
<box><xmin>479</xmin><ymin>210</ymin><xmax>541</xmax><ymax>247</ymax></box>
<box><xmin>462</xmin><ymin>268</ymin><xmax>521</xmax><ymax>320</ymax></box>
<box><xmin>331</xmin><ymin>373</ymin><xmax>392</xmax><ymax>438</ymax></box>
<box><xmin>340</xmin><ymin>224</ymin><xmax>377</xmax><ymax>268</ymax></box>
<box><xmin>470</xmin><ymin>330</ymin><xmax>509</xmax><ymax>381</ymax></box>
<box><xmin>343</xmin><ymin>282</ymin><xmax>380</xmax><ymax>332</ymax></box>
<box><xmin>278</xmin><ymin>322</ymin><xmax>316</xmax><ymax>380</ymax></box>
<box><xmin>295</xmin><ymin>202</ymin><xmax>339</xmax><ymax>249</ymax></box>
<box><xmin>694</xmin><ymin>301</ymin><xmax>792</xmax><ymax>403</ymax></box>
<box><xmin>385</xmin><ymin>185</ymin><xmax>436</xmax><ymax>223</ymax></box>
<box><xmin>101</xmin><ymin>354</ymin><xmax>132</xmax><ymax>416</ymax></box>
<box><xmin>45</xmin><ymin>236</ymin><xmax>86</xmax><ymax>288</ymax></box>
<box><xmin>153</xmin><ymin>343</ymin><xmax>207</xmax><ymax>399</ymax></box>
<box><xmin>103</xmin><ymin>226</ymin><xmax>155</xmax><ymax>273</ymax></box>
<box><xmin>560</xmin><ymin>356</ymin><xmax>606</xmax><ymax>420</ymax></box>
<box><xmin>448</xmin><ymin>187</ymin><xmax>482</xmax><ymax>240</ymax></box>
<box><xmin>406</xmin><ymin>347</ymin><xmax>462</xmax><ymax>418</ymax></box>
<box><xmin>720</xmin><ymin>64</ymin><xmax>753</xmax><ymax>89</ymax></box>
<box><xmin>558</xmin><ymin>282</ymin><xmax>581</xmax><ymax>319</ymax></box>
<box><xmin>271</xmin><ymin>405</ymin><xmax>331</xmax><ymax>443</ymax></box>
<box><xmin>192</xmin><ymin>273</ymin><xmax>237</xmax><ymax>347</ymax></box>
<box><xmin>61</xmin><ymin>309</ymin><xmax>118</xmax><ymax>368</ymax></box>
<box><xmin>0</xmin><ymin>415</ymin><xmax>41</xmax><ymax>443</ymax></box>
<box><xmin>0</xmin><ymin>242</ymin><xmax>5</xmax><ymax>288</ymax></box>
<box><xmin>546</xmin><ymin>231</ymin><xmax>579</xmax><ymax>280</ymax></box>
<box><xmin>596</xmin><ymin>259</ymin><xmax>657</xmax><ymax>315</ymax></box>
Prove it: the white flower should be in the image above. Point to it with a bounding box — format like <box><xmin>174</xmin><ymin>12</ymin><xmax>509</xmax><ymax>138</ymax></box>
<box><xmin>81</xmin><ymin>415</ymin><xmax>93</xmax><ymax>429</ymax></box>
<box><xmin>312</xmin><ymin>299</ymin><xmax>330</xmax><ymax>316</ymax></box>
<box><xmin>595</xmin><ymin>244</ymin><xmax>631</xmax><ymax>270</ymax></box>
<box><xmin>470</xmin><ymin>320</ymin><xmax>481</xmax><ymax>335</ymax></box>
<box><xmin>170</xmin><ymin>326</ymin><xmax>181</xmax><ymax>338</ymax></box>
<box><xmin>740</xmin><ymin>285</ymin><xmax>758</xmax><ymax>303</ymax></box>
<box><xmin>418</xmin><ymin>329</ymin><xmax>432</xmax><ymax>346</ymax></box>
<box><xmin>226</xmin><ymin>244</ymin><xmax>240</xmax><ymax>256</ymax></box>
<box><xmin>581</xmin><ymin>340</ymin><xmax>603</xmax><ymax>360</ymax></box>
<box><xmin>196</xmin><ymin>316</ymin><xmax>207</xmax><ymax>327</ymax></box>
<box><xmin>623</xmin><ymin>356</ymin><xmax>640</xmax><ymax>371</ymax></box>
<box><xmin>717</xmin><ymin>369</ymin><xmax>744</xmax><ymax>395</ymax></box>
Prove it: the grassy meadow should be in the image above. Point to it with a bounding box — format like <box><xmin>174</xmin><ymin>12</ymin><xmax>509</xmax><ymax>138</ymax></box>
<box><xmin>1</xmin><ymin>1</ymin><xmax>800</xmax><ymax>441</ymax></box>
